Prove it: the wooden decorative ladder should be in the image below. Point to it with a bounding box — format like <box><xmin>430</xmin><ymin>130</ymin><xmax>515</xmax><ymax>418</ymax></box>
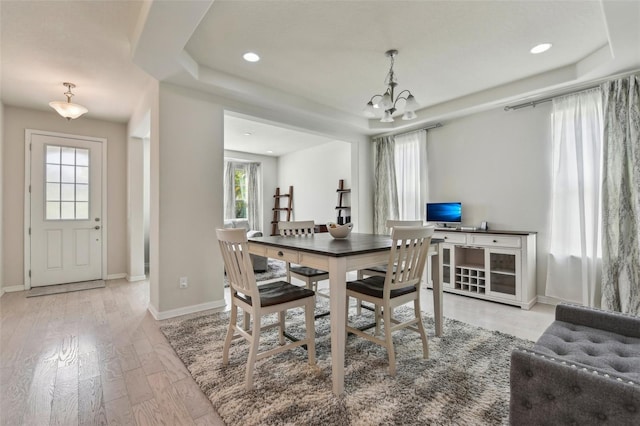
<box><xmin>336</xmin><ymin>179</ymin><xmax>351</xmax><ymax>224</ymax></box>
<box><xmin>271</xmin><ymin>186</ymin><xmax>293</xmax><ymax>235</ymax></box>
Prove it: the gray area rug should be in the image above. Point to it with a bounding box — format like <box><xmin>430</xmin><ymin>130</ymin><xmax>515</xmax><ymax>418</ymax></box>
<box><xmin>26</xmin><ymin>279</ymin><xmax>106</xmax><ymax>297</ymax></box>
<box><xmin>160</xmin><ymin>302</ymin><xmax>533</xmax><ymax>425</ymax></box>
<box><xmin>224</xmin><ymin>259</ymin><xmax>287</xmax><ymax>287</ymax></box>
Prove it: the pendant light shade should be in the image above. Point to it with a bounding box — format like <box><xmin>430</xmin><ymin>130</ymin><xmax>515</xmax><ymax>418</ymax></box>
<box><xmin>49</xmin><ymin>82</ymin><xmax>88</xmax><ymax>120</ymax></box>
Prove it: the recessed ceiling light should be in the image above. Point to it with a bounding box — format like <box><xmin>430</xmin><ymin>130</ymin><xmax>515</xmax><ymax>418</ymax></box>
<box><xmin>266</xmin><ymin>150</ymin><xmax>273</xmax><ymax>154</ymax></box>
<box><xmin>243</xmin><ymin>132</ymin><xmax>252</xmax><ymax>136</ymax></box>
<box><xmin>530</xmin><ymin>43</ymin><xmax>552</xmax><ymax>54</ymax></box>
<box><xmin>243</xmin><ymin>52</ymin><xmax>260</xmax><ymax>62</ymax></box>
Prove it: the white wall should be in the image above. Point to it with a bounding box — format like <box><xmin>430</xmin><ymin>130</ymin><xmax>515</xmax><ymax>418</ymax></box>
<box><xmin>0</xmin><ymin>102</ymin><xmax>4</xmax><ymax>293</ymax></box>
<box><xmin>127</xmin><ymin>136</ymin><xmax>146</xmax><ymax>281</ymax></box>
<box><xmin>2</xmin><ymin>106</ymin><xmax>128</xmax><ymax>288</ymax></box>
<box><xmin>223</xmin><ymin>149</ymin><xmax>277</xmax><ymax>234</ymax></box>
<box><xmin>278</xmin><ymin>140</ymin><xmax>352</xmax><ymax>227</ymax></box>
<box><xmin>427</xmin><ymin>103</ymin><xmax>553</xmax><ymax>294</ymax></box>
<box><xmin>155</xmin><ymin>83</ymin><xmax>225</xmax><ymax>314</ymax></box>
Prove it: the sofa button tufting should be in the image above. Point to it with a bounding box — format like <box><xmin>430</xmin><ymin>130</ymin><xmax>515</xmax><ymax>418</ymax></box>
<box><xmin>572</xmin><ymin>386</ymin><xmax>581</xmax><ymax>394</ymax></box>
<box><xmin>546</xmin><ymin>393</ymin><xmax>555</xmax><ymax>401</ymax></box>
<box><xmin>525</xmin><ymin>370</ymin><xmax>534</xmax><ymax>378</ymax></box>
<box><xmin>625</xmin><ymin>404</ymin><xmax>637</xmax><ymax>413</ymax></box>
<box><xmin>596</xmin><ymin>413</ymin><xmax>607</xmax><ymax>421</ymax></box>
<box><xmin>524</xmin><ymin>401</ymin><xmax>532</xmax><ymax>410</ymax></box>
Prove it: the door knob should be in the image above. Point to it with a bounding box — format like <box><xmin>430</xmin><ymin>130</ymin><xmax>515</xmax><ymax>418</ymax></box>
<box><xmin>95</xmin><ymin>226</ymin><xmax>101</xmax><ymax>230</ymax></box>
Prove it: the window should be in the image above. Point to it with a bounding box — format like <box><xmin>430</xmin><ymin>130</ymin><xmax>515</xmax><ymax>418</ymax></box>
<box><xmin>233</xmin><ymin>166</ymin><xmax>248</xmax><ymax>219</ymax></box>
<box><xmin>45</xmin><ymin>145</ymin><xmax>90</xmax><ymax>220</ymax></box>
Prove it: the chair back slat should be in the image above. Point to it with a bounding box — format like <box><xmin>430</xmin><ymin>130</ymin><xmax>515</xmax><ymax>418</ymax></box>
<box><xmin>385</xmin><ymin>219</ymin><xmax>423</xmax><ymax>235</ymax></box>
<box><xmin>216</xmin><ymin>228</ymin><xmax>259</xmax><ymax>300</ymax></box>
<box><xmin>385</xmin><ymin>226</ymin><xmax>434</xmax><ymax>294</ymax></box>
<box><xmin>278</xmin><ymin>220</ymin><xmax>316</xmax><ymax>236</ymax></box>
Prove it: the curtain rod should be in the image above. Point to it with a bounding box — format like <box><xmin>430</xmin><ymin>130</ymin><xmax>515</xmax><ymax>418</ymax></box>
<box><xmin>504</xmin><ymin>69</ymin><xmax>640</xmax><ymax>112</ymax></box>
<box><xmin>503</xmin><ymin>85</ymin><xmax>599</xmax><ymax>111</ymax></box>
<box><xmin>374</xmin><ymin>122</ymin><xmax>443</xmax><ymax>139</ymax></box>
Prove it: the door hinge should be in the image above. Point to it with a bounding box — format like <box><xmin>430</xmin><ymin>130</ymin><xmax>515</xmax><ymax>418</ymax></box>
<box><xmin>29</xmin><ymin>270</ymin><xmax>31</xmax><ymax>277</ymax></box>
<box><xmin>29</xmin><ymin>185</ymin><xmax>31</xmax><ymax>193</ymax></box>
<box><xmin>28</xmin><ymin>227</ymin><xmax>31</xmax><ymax>235</ymax></box>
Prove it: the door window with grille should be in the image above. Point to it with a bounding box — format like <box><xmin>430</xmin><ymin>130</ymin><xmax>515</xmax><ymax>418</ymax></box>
<box><xmin>45</xmin><ymin>145</ymin><xmax>90</xmax><ymax>220</ymax></box>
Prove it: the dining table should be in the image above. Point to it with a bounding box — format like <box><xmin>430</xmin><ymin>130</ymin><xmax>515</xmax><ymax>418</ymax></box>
<box><xmin>248</xmin><ymin>231</ymin><xmax>443</xmax><ymax>396</ymax></box>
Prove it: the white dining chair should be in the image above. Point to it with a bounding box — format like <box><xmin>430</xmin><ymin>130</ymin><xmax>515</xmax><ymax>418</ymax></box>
<box><xmin>217</xmin><ymin>228</ymin><xmax>316</xmax><ymax>390</ymax></box>
<box><xmin>278</xmin><ymin>220</ymin><xmax>330</xmax><ymax>300</ymax></box>
<box><xmin>345</xmin><ymin>225</ymin><xmax>434</xmax><ymax>375</ymax></box>
<box><xmin>356</xmin><ymin>220</ymin><xmax>424</xmax><ymax>315</ymax></box>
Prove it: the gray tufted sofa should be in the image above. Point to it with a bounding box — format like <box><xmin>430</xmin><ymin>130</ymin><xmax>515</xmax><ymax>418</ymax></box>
<box><xmin>510</xmin><ymin>303</ymin><xmax>640</xmax><ymax>425</ymax></box>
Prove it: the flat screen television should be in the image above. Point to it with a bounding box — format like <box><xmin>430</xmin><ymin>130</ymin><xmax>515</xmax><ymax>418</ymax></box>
<box><xmin>426</xmin><ymin>202</ymin><xmax>462</xmax><ymax>225</ymax></box>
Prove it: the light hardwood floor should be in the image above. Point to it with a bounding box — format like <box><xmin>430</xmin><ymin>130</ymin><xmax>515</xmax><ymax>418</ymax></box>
<box><xmin>1</xmin><ymin>276</ymin><xmax>555</xmax><ymax>425</ymax></box>
<box><xmin>0</xmin><ymin>279</ymin><xmax>224</xmax><ymax>426</ymax></box>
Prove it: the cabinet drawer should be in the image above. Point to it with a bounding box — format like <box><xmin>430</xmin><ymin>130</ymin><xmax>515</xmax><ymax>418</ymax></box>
<box><xmin>434</xmin><ymin>232</ymin><xmax>467</xmax><ymax>244</ymax></box>
<box><xmin>266</xmin><ymin>247</ymin><xmax>299</xmax><ymax>263</ymax></box>
<box><xmin>469</xmin><ymin>234</ymin><xmax>521</xmax><ymax>248</ymax></box>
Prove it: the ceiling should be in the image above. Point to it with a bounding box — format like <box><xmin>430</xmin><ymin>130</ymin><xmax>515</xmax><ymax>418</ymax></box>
<box><xmin>2</xmin><ymin>1</ymin><xmax>639</xmax><ymax>154</ymax></box>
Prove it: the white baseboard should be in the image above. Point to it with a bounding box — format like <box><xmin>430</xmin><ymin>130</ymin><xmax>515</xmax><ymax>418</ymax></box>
<box><xmin>537</xmin><ymin>295</ymin><xmax>562</xmax><ymax>306</ymax></box>
<box><xmin>2</xmin><ymin>285</ymin><xmax>27</xmax><ymax>293</ymax></box>
<box><xmin>106</xmin><ymin>273</ymin><xmax>127</xmax><ymax>280</ymax></box>
<box><xmin>126</xmin><ymin>274</ymin><xmax>147</xmax><ymax>282</ymax></box>
<box><xmin>148</xmin><ymin>299</ymin><xmax>226</xmax><ymax>320</ymax></box>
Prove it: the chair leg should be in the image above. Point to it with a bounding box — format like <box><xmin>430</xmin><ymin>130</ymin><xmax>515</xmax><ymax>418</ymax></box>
<box><xmin>245</xmin><ymin>314</ymin><xmax>261</xmax><ymax>391</ymax></box>
<box><xmin>374</xmin><ymin>304</ymin><xmax>382</xmax><ymax>336</ymax></box>
<box><xmin>382</xmin><ymin>304</ymin><xmax>396</xmax><ymax>376</ymax></box>
<box><xmin>305</xmin><ymin>299</ymin><xmax>316</xmax><ymax>366</ymax></box>
<box><xmin>223</xmin><ymin>304</ymin><xmax>238</xmax><ymax>365</ymax></box>
<box><xmin>345</xmin><ymin>295</ymin><xmax>350</xmax><ymax>346</ymax></box>
<box><xmin>414</xmin><ymin>298</ymin><xmax>429</xmax><ymax>358</ymax></box>
<box><xmin>242</xmin><ymin>310</ymin><xmax>250</xmax><ymax>331</ymax></box>
<box><xmin>278</xmin><ymin>311</ymin><xmax>285</xmax><ymax>345</ymax></box>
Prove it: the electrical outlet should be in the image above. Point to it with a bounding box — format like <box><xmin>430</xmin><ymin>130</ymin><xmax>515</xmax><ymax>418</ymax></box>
<box><xmin>179</xmin><ymin>277</ymin><xmax>188</xmax><ymax>288</ymax></box>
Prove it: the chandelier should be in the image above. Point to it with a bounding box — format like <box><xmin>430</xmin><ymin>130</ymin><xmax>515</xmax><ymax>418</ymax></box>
<box><xmin>363</xmin><ymin>49</ymin><xmax>419</xmax><ymax>122</ymax></box>
<box><xmin>49</xmin><ymin>82</ymin><xmax>88</xmax><ymax>120</ymax></box>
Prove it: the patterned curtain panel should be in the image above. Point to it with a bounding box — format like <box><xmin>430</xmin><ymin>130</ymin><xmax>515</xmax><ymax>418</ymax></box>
<box><xmin>373</xmin><ymin>136</ymin><xmax>399</xmax><ymax>234</ymax></box>
<box><xmin>601</xmin><ymin>75</ymin><xmax>640</xmax><ymax>315</ymax></box>
<box><xmin>246</xmin><ymin>162</ymin><xmax>261</xmax><ymax>232</ymax></box>
<box><xmin>223</xmin><ymin>161</ymin><xmax>236</xmax><ymax>220</ymax></box>
<box><xmin>545</xmin><ymin>89</ymin><xmax>603</xmax><ymax>306</ymax></box>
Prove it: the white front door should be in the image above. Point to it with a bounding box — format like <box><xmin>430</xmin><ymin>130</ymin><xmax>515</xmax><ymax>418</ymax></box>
<box><xmin>29</xmin><ymin>132</ymin><xmax>103</xmax><ymax>287</ymax></box>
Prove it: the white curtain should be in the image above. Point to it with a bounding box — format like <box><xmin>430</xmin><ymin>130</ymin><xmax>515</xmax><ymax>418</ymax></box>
<box><xmin>601</xmin><ymin>75</ymin><xmax>640</xmax><ymax>315</ymax></box>
<box><xmin>246</xmin><ymin>162</ymin><xmax>261</xmax><ymax>231</ymax></box>
<box><xmin>394</xmin><ymin>130</ymin><xmax>428</xmax><ymax>221</ymax></box>
<box><xmin>545</xmin><ymin>88</ymin><xmax>603</xmax><ymax>306</ymax></box>
<box><xmin>223</xmin><ymin>161</ymin><xmax>236</xmax><ymax>220</ymax></box>
<box><xmin>373</xmin><ymin>136</ymin><xmax>398</xmax><ymax>234</ymax></box>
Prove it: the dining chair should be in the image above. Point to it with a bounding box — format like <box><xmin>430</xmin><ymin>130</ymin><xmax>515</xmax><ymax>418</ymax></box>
<box><xmin>345</xmin><ymin>225</ymin><xmax>434</xmax><ymax>375</ymax></box>
<box><xmin>356</xmin><ymin>220</ymin><xmax>423</xmax><ymax>315</ymax></box>
<box><xmin>217</xmin><ymin>228</ymin><xmax>316</xmax><ymax>390</ymax></box>
<box><xmin>278</xmin><ymin>220</ymin><xmax>330</xmax><ymax>300</ymax></box>
<box><xmin>357</xmin><ymin>220</ymin><xmax>424</xmax><ymax>279</ymax></box>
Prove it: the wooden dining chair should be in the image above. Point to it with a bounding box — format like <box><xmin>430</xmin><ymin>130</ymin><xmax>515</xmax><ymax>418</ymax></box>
<box><xmin>217</xmin><ymin>228</ymin><xmax>316</xmax><ymax>390</ymax></box>
<box><xmin>345</xmin><ymin>225</ymin><xmax>434</xmax><ymax>375</ymax></box>
<box><xmin>278</xmin><ymin>220</ymin><xmax>330</xmax><ymax>300</ymax></box>
<box><xmin>355</xmin><ymin>220</ymin><xmax>423</xmax><ymax>315</ymax></box>
<box><xmin>357</xmin><ymin>220</ymin><xmax>424</xmax><ymax>279</ymax></box>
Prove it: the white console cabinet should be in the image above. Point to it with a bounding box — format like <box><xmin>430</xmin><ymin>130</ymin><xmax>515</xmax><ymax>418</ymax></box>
<box><xmin>430</xmin><ymin>229</ymin><xmax>537</xmax><ymax>309</ymax></box>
